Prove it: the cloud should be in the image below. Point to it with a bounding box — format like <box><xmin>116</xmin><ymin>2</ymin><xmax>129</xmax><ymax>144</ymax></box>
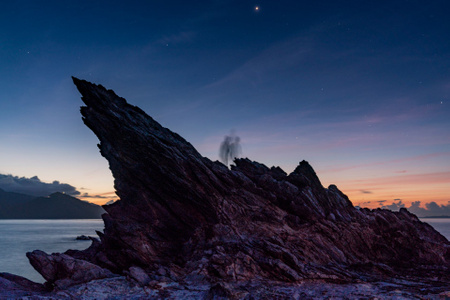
<box><xmin>360</xmin><ymin>190</ymin><xmax>373</xmax><ymax>194</ymax></box>
<box><xmin>345</xmin><ymin>171</ymin><xmax>450</xmax><ymax>188</ymax></box>
<box><xmin>80</xmin><ymin>193</ymin><xmax>110</xmax><ymax>199</ymax></box>
<box><xmin>381</xmin><ymin>200</ymin><xmax>450</xmax><ymax>217</ymax></box>
<box><xmin>78</xmin><ymin>191</ymin><xmax>119</xmax><ymax>205</ymax></box>
<box><xmin>407</xmin><ymin>201</ymin><xmax>450</xmax><ymax>217</ymax></box>
<box><xmin>105</xmin><ymin>200</ymin><xmax>116</xmax><ymax>205</ymax></box>
<box><xmin>324</xmin><ymin>152</ymin><xmax>450</xmax><ymax>174</ymax></box>
<box><xmin>156</xmin><ymin>31</ymin><xmax>196</xmax><ymax>46</ymax></box>
<box><xmin>381</xmin><ymin>200</ymin><xmax>405</xmax><ymax>211</ymax></box>
<box><xmin>203</xmin><ymin>35</ymin><xmax>311</xmax><ymax>90</ymax></box>
<box><xmin>0</xmin><ymin>174</ymin><xmax>80</xmax><ymax>197</ymax></box>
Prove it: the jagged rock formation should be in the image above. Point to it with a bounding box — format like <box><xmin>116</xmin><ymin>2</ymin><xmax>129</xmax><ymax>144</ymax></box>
<box><xmin>26</xmin><ymin>250</ymin><xmax>115</xmax><ymax>290</ymax></box>
<box><xmin>5</xmin><ymin>78</ymin><xmax>448</xmax><ymax>298</ymax></box>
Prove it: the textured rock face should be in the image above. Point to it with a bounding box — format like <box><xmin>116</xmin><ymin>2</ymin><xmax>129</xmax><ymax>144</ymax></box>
<box><xmin>0</xmin><ymin>272</ymin><xmax>47</xmax><ymax>297</ymax></box>
<box><xmin>27</xmin><ymin>78</ymin><xmax>449</xmax><ymax>293</ymax></box>
<box><xmin>26</xmin><ymin>250</ymin><xmax>115</xmax><ymax>289</ymax></box>
<box><xmin>6</xmin><ymin>275</ymin><xmax>450</xmax><ymax>299</ymax></box>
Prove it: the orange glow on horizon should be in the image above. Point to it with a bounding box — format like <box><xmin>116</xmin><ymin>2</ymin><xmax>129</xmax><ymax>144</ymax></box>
<box><xmin>79</xmin><ymin>191</ymin><xmax>118</xmax><ymax>206</ymax></box>
<box><xmin>325</xmin><ymin>171</ymin><xmax>450</xmax><ymax>209</ymax></box>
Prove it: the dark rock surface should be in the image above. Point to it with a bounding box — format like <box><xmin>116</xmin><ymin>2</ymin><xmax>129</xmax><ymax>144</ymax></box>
<box><xmin>2</xmin><ymin>78</ymin><xmax>448</xmax><ymax>298</ymax></box>
<box><xmin>26</xmin><ymin>250</ymin><xmax>116</xmax><ymax>289</ymax></box>
<box><xmin>0</xmin><ymin>272</ymin><xmax>47</xmax><ymax>298</ymax></box>
<box><xmin>125</xmin><ymin>266</ymin><xmax>151</xmax><ymax>287</ymax></box>
<box><xmin>67</xmin><ymin>78</ymin><xmax>449</xmax><ymax>283</ymax></box>
<box><xmin>2</xmin><ymin>275</ymin><xmax>450</xmax><ymax>299</ymax></box>
<box><xmin>75</xmin><ymin>235</ymin><xmax>92</xmax><ymax>240</ymax></box>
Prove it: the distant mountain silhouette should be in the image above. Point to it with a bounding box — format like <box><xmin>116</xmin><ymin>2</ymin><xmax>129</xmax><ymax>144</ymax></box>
<box><xmin>0</xmin><ymin>188</ymin><xmax>104</xmax><ymax>219</ymax></box>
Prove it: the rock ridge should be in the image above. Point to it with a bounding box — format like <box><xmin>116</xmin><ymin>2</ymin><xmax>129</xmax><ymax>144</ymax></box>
<box><xmin>4</xmin><ymin>78</ymin><xmax>448</xmax><ymax>298</ymax></box>
<box><xmin>69</xmin><ymin>77</ymin><xmax>449</xmax><ymax>281</ymax></box>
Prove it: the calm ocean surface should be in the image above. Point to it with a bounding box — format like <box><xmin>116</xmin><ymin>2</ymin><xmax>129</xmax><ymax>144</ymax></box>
<box><xmin>0</xmin><ymin>218</ymin><xmax>449</xmax><ymax>283</ymax></box>
<box><xmin>0</xmin><ymin>219</ymin><xmax>104</xmax><ymax>283</ymax></box>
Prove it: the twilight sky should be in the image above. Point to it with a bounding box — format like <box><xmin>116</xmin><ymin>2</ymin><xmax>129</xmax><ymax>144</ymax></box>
<box><xmin>0</xmin><ymin>0</ymin><xmax>449</xmax><ymax>211</ymax></box>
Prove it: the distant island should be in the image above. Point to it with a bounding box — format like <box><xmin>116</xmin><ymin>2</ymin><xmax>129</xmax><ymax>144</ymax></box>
<box><xmin>0</xmin><ymin>188</ymin><xmax>104</xmax><ymax>219</ymax></box>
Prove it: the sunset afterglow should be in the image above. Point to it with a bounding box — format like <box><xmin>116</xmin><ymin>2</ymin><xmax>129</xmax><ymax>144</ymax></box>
<box><xmin>0</xmin><ymin>1</ymin><xmax>448</xmax><ymax>213</ymax></box>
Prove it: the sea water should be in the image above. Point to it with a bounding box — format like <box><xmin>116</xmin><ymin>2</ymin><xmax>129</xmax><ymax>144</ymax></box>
<box><xmin>0</xmin><ymin>219</ymin><xmax>449</xmax><ymax>283</ymax></box>
<box><xmin>420</xmin><ymin>218</ymin><xmax>450</xmax><ymax>241</ymax></box>
<box><xmin>0</xmin><ymin>219</ymin><xmax>104</xmax><ymax>283</ymax></box>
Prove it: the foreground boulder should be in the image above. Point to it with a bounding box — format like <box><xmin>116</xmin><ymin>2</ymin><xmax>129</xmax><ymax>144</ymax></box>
<box><xmin>0</xmin><ymin>272</ymin><xmax>47</xmax><ymax>298</ymax></box>
<box><xmin>27</xmin><ymin>250</ymin><xmax>115</xmax><ymax>289</ymax></box>
<box><xmin>25</xmin><ymin>78</ymin><xmax>449</xmax><ymax>297</ymax></box>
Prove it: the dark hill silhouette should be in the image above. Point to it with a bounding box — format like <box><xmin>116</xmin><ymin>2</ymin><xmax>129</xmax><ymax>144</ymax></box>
<box><xmin>0</xmin><ymin>189</ymin><xmax>104</xmax><ymax>219</ymax></box>
<box><xmin>0</xmin><ymin>188</ymin><xmax>36</xmax><ymax>218</ymax></box>
<box><xmin>0</xmin><ymin>187</ymin><xmax>35</xmax><ymax>205</ymax></box>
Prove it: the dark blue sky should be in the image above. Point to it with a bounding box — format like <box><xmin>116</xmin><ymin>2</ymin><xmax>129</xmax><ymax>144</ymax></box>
<box><xmin>0</xmin><ymin>0</ymin><xmax>449</xmax><ymax>206</ymax></box>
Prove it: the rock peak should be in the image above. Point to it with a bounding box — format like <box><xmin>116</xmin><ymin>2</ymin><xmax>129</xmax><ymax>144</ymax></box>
<box><xmin>290</xmin><ymin>160</ymin><xmax>323</xmax><ymax>189</ymax></box>
<box><xmin>25</xmin><ymin>78</ymin><xmax>449</xmax><ymax>292</ymax></box>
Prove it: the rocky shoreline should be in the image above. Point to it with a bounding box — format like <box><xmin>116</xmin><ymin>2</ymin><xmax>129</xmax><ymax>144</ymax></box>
<box><xmin>1</xmin><ymin>78</ymin><xmax>448</xmax><ymax>299</ymax></box>
<box><xmin>1</xmin><ymin>274</ymin><xmax>449</xmax><ymax>299</ymax></box>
